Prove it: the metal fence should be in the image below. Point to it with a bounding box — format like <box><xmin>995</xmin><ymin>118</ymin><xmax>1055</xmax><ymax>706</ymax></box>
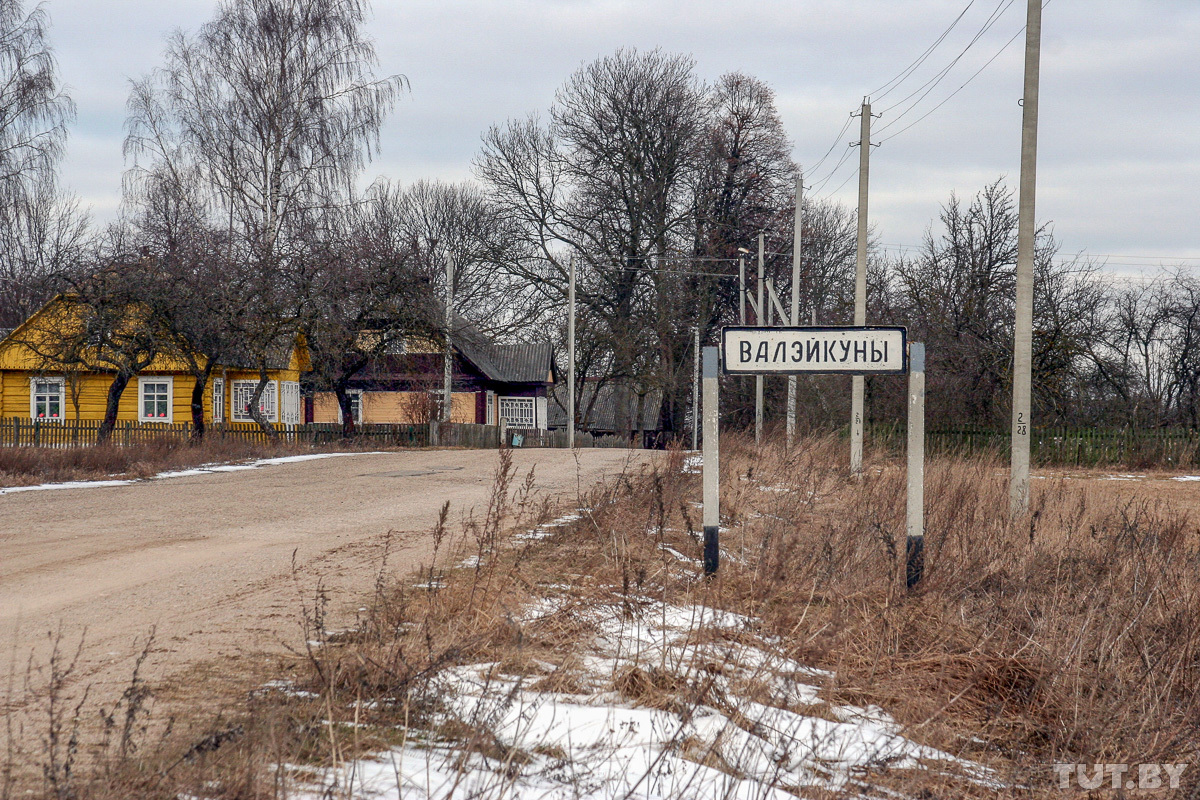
<box><xmin>869</xmin><ymin>423</ymin><xmax>1200</xmax><ymax>467</ymax></box>
<box><xmin>0</xmin><ymin>417</ymin><xmax>630</xmax><ymax>450</ymax></box>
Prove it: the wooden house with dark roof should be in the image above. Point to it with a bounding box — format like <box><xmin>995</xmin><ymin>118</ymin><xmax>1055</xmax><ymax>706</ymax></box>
<box><xmin>308</xmin><ymin>322</ymin><xmax>557</xmax><ymax>429</ymax></box>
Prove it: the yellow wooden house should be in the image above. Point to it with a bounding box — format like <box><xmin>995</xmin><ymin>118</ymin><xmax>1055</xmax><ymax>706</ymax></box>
<box><xmin>0</xmin><ymin>295</ymin><xmax>310</xmax><ymax>426</ymax></box>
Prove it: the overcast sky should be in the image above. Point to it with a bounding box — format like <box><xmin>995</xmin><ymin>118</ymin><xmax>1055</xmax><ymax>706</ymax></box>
<box><xmin>46</xmin><ymin>0</ymin><xmax>1198</xmax><ymax>277</ymax></box>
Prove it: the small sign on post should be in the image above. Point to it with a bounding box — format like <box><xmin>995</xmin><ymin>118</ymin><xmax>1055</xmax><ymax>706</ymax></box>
<box><xmin>722</xmin><ymin>326</ymin><xmax>907</xmax><ymax>375</ymax></box>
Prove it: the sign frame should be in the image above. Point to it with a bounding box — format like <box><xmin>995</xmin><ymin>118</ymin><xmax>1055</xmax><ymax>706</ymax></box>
<box><xmin>720</xmin><ymin>325</ymin><xmax>909</xmax><ymax>376</ymax></box>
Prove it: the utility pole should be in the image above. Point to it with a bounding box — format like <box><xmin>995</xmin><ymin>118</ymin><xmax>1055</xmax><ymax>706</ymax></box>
<box><xmin>755</xmin><ymin>232</ymin><xmax>765</xmax><ymax>445</ymax></box>
<box><xmin>442</xmin><ymin>255</ymin><xmax>454</xmax><ymax>427</ymax></box>
<box><xmin>850</xmin><ymin>100</ymin><xmax>872</xmax><ymax>476</ymax></box>
<box><xmin>691</xmin><ymin>324</ymin><xmax>700</xmax><ymax>450</ymax></box>
<box><xmin>738</xmin><ymin>256</ymin><xmax>746</xmax><ymax>324</ymax></box>
<box><xmin>567</xmin><ymin>255</ymin><xmax>576</xmax><ymax>449</ymax></box>
<box><xmin>787</xmin><ymin>173</ymin><xmax>803</xmax><ymax>448</ymax></box>
<box><xmin>1011</xmin><ymin>0</ymin><xmax>1042</xmax><ymax>515</ymax></box>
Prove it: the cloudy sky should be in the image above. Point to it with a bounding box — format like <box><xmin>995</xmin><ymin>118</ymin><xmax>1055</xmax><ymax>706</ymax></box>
<box><xmin>46</xmin><ymin>0</ymin><xmax>1198</xmax><ymax>277</ymax></box>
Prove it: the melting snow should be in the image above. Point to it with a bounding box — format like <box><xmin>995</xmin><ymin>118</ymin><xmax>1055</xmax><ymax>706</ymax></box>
<box><xmin>0</xmin><ymin>451</ymin><xmax>389</xmax><ymax>495</ymax></box>
<box><xmin>298</xmin><ymin>599</ymin><xmax>998</xmax><ymax>799</ymax></box>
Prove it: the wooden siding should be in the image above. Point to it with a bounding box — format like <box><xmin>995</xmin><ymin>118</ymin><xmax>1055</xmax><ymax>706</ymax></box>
<box><xmin>312</xmin><ymin>390</ymin><xmax>478</xmax><ymax>424</ymax></box>
<box><xmin>0</xmin><ymin>369</ymin><xmax>300</xmax><ymax>424</ymax></box>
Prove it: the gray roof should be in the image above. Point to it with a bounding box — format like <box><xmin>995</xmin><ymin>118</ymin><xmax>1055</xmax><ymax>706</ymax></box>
<box><xmin>451</xmin><ymin>317</ymin><xmax>554</xmax><ymax>385</ymax></box>
<box><xmin>549</xmin><ymin>382</ymin><xmax>663</xmax><ymax>431</ymax></box>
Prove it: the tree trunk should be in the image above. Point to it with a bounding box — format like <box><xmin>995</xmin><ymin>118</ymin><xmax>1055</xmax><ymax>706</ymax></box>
<box><xmin>335</xmin><ymin>383</ymin><xmax>357</xmax><ymax>438</ymax></box>
<box><xmin>96</xmin><ymin>371</ymin><xmax>133</xmax><ymax>444</ymax></box>
<box><xmin>190</xmin><ymin>361</ymin><xmax>216</xmax><ymax>442</ymax></box>
<box><xmin>248</xmin><ymin>369</ymin><xmax>277</xmax><ymax>438</ymax></box>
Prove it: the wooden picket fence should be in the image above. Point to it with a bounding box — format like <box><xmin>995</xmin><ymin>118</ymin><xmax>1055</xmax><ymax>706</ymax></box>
<box><xmin>869</xmin><ymin>423</ymin><xmax>1200</xmax><ymax>468</ymax></box>
<box><xmin>0</xmin><ymin>417</ymin><xmax>629</xmax><ymax>450</ymax></box>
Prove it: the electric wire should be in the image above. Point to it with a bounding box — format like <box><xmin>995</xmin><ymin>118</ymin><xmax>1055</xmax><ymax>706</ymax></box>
<box><xmin>866</xmin><ymin>0</ymin><xmax>979</xmax><ymax>102</ymax></box>
<box><xmin>876</xmin><ymin>0</ymin><xmax>1016</xmax><ymax>130</ymax></box>
<box><xmin>879</xmin><ymin>19</ymin><xmax>1024</xmax><ymax>143</ymax></box>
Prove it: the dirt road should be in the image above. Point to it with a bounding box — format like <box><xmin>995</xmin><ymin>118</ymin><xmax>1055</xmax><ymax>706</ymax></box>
<box><xmin>0</xmin><ymin>448</ymin><xmax>648</xmax><ymax>709</ymax></box>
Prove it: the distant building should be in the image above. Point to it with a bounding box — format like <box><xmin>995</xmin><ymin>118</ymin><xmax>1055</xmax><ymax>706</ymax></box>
<box><xmin>308</xmin><ymin>325</ymin><xmax>556</xmax><ymax>429</ymax></box>
<box><xmin>548</xmin><ymin>380</ymin><xmax>664</xmax><ymax>447</ymax></box>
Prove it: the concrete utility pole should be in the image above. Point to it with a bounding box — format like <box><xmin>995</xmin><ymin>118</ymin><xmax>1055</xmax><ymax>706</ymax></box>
<box><xmin>692</xmin><ymin>324</ymin><xmax>700</xmax><ymax>450</ymax></box>
<box><xmin>787</xmin><ymin>172</ymin><xmax>803</xmax><ymax>448</ymax></box>
<box><xmin>567</xmin><ymin>256</ymin><xmax>576</xmax><ymax>449</ymax></box>
<box><xmin>738</xmin><ymin>256</ymin><xmax>746</xmax><ymax>324</ymax></box>
<box><xmin>1010</xmin><ymin>0</ymin><xmax>1042</xmax><ymax>516</ymax></box>
<box><xmin>755</xmin><ymin>232</ymin><xmax>765</xmax><ymax>445</ymax></box>
<box><xmin>702</xmin><ymin>346</ymin><xmax>720</xmax><ymax>575</ymax></box>
<box><xmin>442</xmin><ymin>256</ymin><xmax>454</xmax><ymax>427</ymax></box>
<box><xmin>850</xmin><ymin>100</ymin><xmax>872</xmax><ymax>476</ymax></box>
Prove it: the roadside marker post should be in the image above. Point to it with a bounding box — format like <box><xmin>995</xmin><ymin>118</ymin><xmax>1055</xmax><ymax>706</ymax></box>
<box><xmin>715</xmin><ymin>326</ymin><xmax>927</xmax><ymax>588</ymax></box>
<box><xmin>702</xmin><ymin>346</ymin><xmax>720</xmax><ymax>576</ymax></box>
<box><xmin>906</xmin><ymin>342</ymin><xmax>926</xmax><ymax>589</ymax></box>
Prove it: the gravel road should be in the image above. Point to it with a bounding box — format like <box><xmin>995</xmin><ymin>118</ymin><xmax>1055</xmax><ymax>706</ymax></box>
<box><xmin>0</xmin><ymin>448</ymin><xmax>648</xmax><ymax>714</ymax></box>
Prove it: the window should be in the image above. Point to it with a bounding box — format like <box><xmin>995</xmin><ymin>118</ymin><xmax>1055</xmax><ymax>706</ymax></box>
<box><xmin>232</xmin><ymin>380</ymin><xmax>278</xmax><ymax>422</ymax></box>
<box><xmin>280</xmin><ymin>382</ymin><xmax>301</xmax><ymax>426</ymax></box>
<box><xmin>485</xmin><ymin>390</ymin><xmax>496</xmax><ymax>425</ymax></box>
<box><xmin>212</xmin><ymin>378</ymin><xmax>225</xmax><ymax>423</ymax></box>
<box><xmin>139</xmin><ymin>377</ymin><xmax>173</xmax><ymax>422</ymax></box>
<box><xmin>499</xmin><ymin>397</ymin><xmax>535</xmax><ymax>429</ymax></box>
<box><xmin>30</xmin><ymin>377</ymin><xmax>64</xmax><ymax>421</ymax></box>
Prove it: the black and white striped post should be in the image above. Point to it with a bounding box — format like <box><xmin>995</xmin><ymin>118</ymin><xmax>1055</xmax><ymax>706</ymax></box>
<box><xmin>702</xmin><ymin>346</ymin><xmax>720</xmax><ymax>576</ymax></box>
<box><xmin>906</xmin><ymin>342</ymin><xmax>926</xmax><ymax>589</ymax></box>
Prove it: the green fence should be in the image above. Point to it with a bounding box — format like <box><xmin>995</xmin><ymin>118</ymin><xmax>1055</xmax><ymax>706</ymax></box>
<box><xmin>868</xmin><ymin>423</ymin><xmax>1200</xmax><ymax>468</ymax></box>
<box><xmin>0</xmin><ymin>418</ymin><xmax>629</xmax><ymax>451</ymax></box>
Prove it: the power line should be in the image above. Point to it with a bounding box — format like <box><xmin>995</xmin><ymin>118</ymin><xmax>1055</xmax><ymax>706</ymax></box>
<box><xmin>877</xmin><ymin>0</ymin><xmax>1016</xmax><ymax>130</ymax></box>
<box><xmin>867</xmin><ymin>0</ymin><xmax>979</xmax><ymax>102</ymax></box>
<box><xmin>879</xmin><ymin>22</ymin><xmax>1024</xmax><ymax>143</ymax></box>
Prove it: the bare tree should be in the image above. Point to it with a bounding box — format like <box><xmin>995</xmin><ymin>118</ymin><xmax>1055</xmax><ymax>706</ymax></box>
<box><xmin>125</xmin><ymin>0</ymin><xmax>405</xmax><ymax>433</ymax></box>
<box><xmin>0</xmin><ymin>0</ymin><xmax>85</xmax><ymax>327</ymax></box>
<box><xmin>299</xmin><ymin>199</ymin><xmax>433</xmax><ymax>436</ymax></box>
<box><xmin>478</xmin><ymin>48</ymin><xmax>708</xmax><ymax>439</ymax></box>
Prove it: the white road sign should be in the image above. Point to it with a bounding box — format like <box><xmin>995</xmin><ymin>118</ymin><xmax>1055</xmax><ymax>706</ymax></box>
<box><xmin>722</xmin><ymin>326</ymin><xmax>908</xmax><ymax>375</ymax></box>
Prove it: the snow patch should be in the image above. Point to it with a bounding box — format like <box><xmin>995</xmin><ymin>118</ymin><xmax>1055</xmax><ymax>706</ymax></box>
<box><xmin>0</xmin><ymin>451</ymin><xmax>389</xmax><ymax>495</ymax></box>
<box><xmin>297</xmin><ymin>599</ymin><xmax>998</xmax><ymax>799</ymax></box>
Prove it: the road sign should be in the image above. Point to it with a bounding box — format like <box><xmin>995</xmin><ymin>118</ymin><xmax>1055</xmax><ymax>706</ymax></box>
<box><xmin>721</xmin><ymin>326</ymin><xmax>907</xmax><ymax>375</ymax></box>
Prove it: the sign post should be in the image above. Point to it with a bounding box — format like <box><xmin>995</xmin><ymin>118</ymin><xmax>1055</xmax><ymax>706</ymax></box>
<box><xmin>906</xmin><ymin>342</ymin><xmax>925</xmax><ymax>589</ymax></box>
<box><xmin>716</xmin><ymin>325</ymin><xmax>926</xmax><ymax>588</ymax></box>
<box><xmin>702</xmin><ymin>346</ymin><xmax>720</xmax><ymax>576</ymax></box>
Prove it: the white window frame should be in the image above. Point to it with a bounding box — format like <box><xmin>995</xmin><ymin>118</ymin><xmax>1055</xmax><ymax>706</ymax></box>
<box><xmin>138</xmin><ymin>376</ymin><xmax>174</xmax><ymax>423</ymax></box>
<box><xmin>280</xmin><ymin>381</ymin><xmax>301</xmax><ymax>426</ymax></box>
<box><xmin>212</xmin><ymin>378</ymin><xmax>225</xmax><ymax>423</ymax></box>
<box><xmin>485</xmin><ymin>390</ymin><xmax>496</xmax><ymax>425</ymax></box>
<box><xmin>499</xmin><ymin>396</ymin><xmax>536</xmax><ymax>429</ymax></box>
<box><xmin>232</xmin><ymin>380</ymin><xmax>278</xmax><ymax>422</ymax></box>
<box><xmin>29</xmin><ymin>376</ymin><xmax>65</xmax><ymax>421</ymax></box>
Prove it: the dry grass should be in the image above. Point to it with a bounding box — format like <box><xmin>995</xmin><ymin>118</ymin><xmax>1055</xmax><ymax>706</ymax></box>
<box><xmin>5</xmin><ymin>435</ymin><xmax>1199</xmax><ymax>798</ymax></box>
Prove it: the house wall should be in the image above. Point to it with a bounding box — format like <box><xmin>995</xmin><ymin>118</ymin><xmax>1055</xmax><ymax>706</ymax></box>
<box><xmin>0</xmin><ymin>368</ymin><xmax>300</xmax><ymax>424</ymax></box>
<box><xmin>311</xmin><ymin>390</ymin><xmax>477</xmax><ymax>425</ymax></box>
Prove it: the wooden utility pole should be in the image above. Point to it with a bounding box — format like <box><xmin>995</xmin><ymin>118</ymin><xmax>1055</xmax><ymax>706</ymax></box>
<box><xmin>755</xmin><ymin>232</ymin><xmax>765</xmax><ymax>445</ymax></box>
<box><xmin>851</xmin><ymin>100</ymin><xmax>871</xmax><ymax>476</ymax></box>
<box><xmin>1011</xmin><ymin>0</ymin><xmax>1042</xmax><ymax>515</ymax></box>
<box><xmin>787</xmin><ymin>173</ymin><xmax>803</xmax><ymax>448</ymax></box>
<box><xmin>567</xmin><ymin>256</ymin><xmax>576</xmax><ymax>448</ymax></box>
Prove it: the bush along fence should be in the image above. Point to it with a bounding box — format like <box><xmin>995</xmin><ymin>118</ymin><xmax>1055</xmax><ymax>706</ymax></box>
<box><xmin>0</xmin><ymin>417</ymin><xmax>630</xmax><ymax>450</ymax></box>
<box><xmin>868</xmin><ymin>423</ymin><xmax>1200</xmax><ymax>468</ymax></box>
